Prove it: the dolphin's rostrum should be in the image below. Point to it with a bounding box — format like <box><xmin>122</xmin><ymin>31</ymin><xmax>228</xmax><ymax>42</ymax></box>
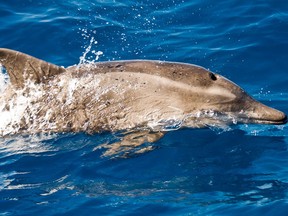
<box><xmin>0</xmin><ymin>48</ymin><xmax>286</xmax><ymax>137</ymax></box>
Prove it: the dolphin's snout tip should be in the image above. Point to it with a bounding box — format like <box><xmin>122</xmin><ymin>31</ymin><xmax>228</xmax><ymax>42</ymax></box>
<box><xmin>267</xmin><ymin>110</ymin><xmax>287</xmax><ymax>125</ymax></box>
<box><xmin>280</xmin><ymin>113</ymin><xmax>287</xmax><ymax>124</ymax></box>
<box><xmin>247</xmin><ymin>101</ymin><xmax>287</xmax><ymax>125</ymax></box>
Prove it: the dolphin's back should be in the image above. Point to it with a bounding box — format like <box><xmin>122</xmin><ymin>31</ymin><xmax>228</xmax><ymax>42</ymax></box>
<box><xmin>0</xmin><ymin>48</ymin><xmax>216</xmax><ymax>90</ymax></box>
<box><xmin>69</xmin><ymin>60</ymin><xmax>216</xmax><ymax>88</ymax></box>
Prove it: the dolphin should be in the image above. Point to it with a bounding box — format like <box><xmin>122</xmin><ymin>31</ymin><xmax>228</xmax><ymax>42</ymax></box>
<box><xmin>0</xmin><ymin>48</ymin><xmax>286</xmax><ymax>137</ymax></box>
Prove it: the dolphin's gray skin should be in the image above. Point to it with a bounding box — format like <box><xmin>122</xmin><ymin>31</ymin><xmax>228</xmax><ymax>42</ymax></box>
<box><xmin>0</xmin><ymin>48</ymin><xmax>286</xmax><ymax>137</ymax></box>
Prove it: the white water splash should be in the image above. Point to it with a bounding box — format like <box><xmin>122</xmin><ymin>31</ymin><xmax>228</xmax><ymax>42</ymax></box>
<box><xmin>148</xmin><ymin>118</ymin><xmax>183</xmax><ymax>131</ymax></box>
<box><xmin>66</xmin><ymin>78</ymin><xmax>78</xmax><ymax>104</ymax></box>
<box><xmin>0</xmin><ymin>80</ymin><xmax>51</xmax><ymax>136</ymax></box>
<box><xmin>0</xmin><ymin>94</ymin><xmax>30</xmax><ymax>136</ymax></box>
<box><xmin>0</xmin><ymin>64</ymin><xmax>9</xmax><ymax>93</ymax></box>
<box><xmin>147</xmin><ymin>110</ymin><xmax>235</xmax><ymax>133</ymax></box>
<box><xmin>78</xmin><ymin>29</ymin><xmax>103</xmax><ymax>65</ymax></box>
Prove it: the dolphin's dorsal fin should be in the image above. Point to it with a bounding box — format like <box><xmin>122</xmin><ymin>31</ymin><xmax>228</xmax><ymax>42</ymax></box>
<box><xmin>0</xmin><ymin>48</ymin><xmax>66</xmax><ymax>88</ymax></box>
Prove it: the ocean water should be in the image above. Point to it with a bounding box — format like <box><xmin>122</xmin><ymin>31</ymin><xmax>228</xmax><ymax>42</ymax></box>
<box><xmin>0</xmin><ymin>0</ymin><xmax>288</xmax><ymax>215</ymax></box>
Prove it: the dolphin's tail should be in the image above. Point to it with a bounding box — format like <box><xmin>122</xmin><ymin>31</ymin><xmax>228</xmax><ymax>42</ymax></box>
<box><xmin>0</xmin><ymin>48</ymin><xmax>66</xmax><ymax>88</ymax></box>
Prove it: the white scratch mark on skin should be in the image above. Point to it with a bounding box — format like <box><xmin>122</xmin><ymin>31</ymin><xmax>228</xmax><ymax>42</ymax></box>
<box><xmin>167</xmin><ymin>106</ymin><xmax>183</xmax><ymax>112</ymax></box>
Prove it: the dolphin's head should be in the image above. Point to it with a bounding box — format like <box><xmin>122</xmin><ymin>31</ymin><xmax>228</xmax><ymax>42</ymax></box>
<box><xmin>100</xmin><ymin>61</ymin><xmax>287</xmax><ymax>126</ymax></box>
<box><xmin>184</xmin><ymin>68</ymin><xmax>287</xmax><ymax>125</ymax></box>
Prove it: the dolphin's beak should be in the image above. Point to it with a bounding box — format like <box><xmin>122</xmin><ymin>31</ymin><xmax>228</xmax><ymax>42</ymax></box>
<box><xmin>243</xmin><ymin>100</ymin><xmax>287</xmax><ymax>125</ymax></box>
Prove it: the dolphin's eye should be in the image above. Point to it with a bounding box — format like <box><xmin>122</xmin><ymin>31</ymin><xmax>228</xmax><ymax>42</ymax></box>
<box><xmin>209</xmin><ymin>73</ymin><xmax>217</xmax><ymax>81</ymax></box>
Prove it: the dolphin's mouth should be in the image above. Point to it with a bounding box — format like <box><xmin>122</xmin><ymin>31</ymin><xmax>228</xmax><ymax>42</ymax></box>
<box><xmin>237</xmin><ymin>114</ymin><xmax>287</xmax><ymax>125</ymax></box>
<box><xmin>188</xmin><ymin>110</ymin><xmax>287</xmax><ymax>126</ymax></box>
<box><xmin>250</xmin><ymin>116</ymin><xmax>287</xmax><ymax>125</ymax></box>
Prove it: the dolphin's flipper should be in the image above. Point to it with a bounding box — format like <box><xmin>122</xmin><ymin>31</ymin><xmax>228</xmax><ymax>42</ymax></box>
<box><xmin>0</xmin><ymin>48</ymin><xmax>66</xmax><ymax>88</ymax></box>
<box><xmin>96</xmin><ymin>131</ymin><xmax>165</xmax><ymax>158</ymax></box>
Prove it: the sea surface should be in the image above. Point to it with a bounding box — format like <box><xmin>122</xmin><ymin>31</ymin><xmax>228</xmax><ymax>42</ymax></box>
<box><xmin>1</xmin><ymin>0</ymin><xmax>288</xmax><ymax>215</ymax></box>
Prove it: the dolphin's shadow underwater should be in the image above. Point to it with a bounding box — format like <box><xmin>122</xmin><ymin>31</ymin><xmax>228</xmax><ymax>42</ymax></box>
<box><xmin>0</xmin><ymin>48</ymin><xmax>286</xmax><ymax>156</ymax></box>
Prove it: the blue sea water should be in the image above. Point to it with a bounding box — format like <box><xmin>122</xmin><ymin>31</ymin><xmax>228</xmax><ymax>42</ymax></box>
<box><xmin>0</xmin><ymin>0</ymin><xmax>288</xmax><ymax>215</ymax></box>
